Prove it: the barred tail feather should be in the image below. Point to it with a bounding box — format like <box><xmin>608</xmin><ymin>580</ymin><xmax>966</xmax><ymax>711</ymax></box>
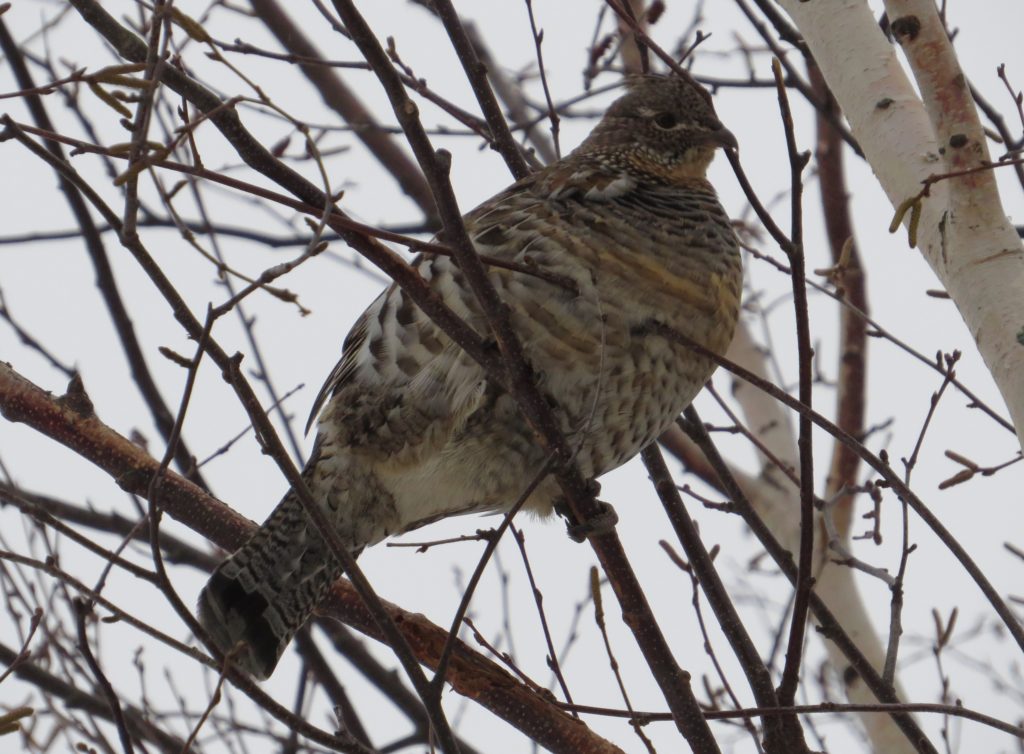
<box><xmin>197</xmin><ymin>493</ymin><xmax>342</xmax><ymax>679</ymax></box>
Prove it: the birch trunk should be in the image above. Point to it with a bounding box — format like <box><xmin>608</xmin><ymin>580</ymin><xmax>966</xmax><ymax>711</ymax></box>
<box><xmin>778</xmin><ymin>0</ymin><xmax>1024</xmax><ymax>449</ymax></box>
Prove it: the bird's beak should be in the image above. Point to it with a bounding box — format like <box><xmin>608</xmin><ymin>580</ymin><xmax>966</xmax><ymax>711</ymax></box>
<box><xmin>706</xmin><ymin>123</ymin><xmax>738</xmax><ymax>151</ymax></box>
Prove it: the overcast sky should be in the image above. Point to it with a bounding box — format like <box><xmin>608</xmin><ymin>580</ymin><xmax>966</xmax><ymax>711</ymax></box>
<box><xmin>2</xmin><ymin>2</ymin><xmax>1023</xmax><ymax>752</ymax></box>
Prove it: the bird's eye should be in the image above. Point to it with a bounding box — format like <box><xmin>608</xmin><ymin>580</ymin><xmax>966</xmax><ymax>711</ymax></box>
<box><xmin>653</xmin><ymin>112</ymin><xmax>678</xmax><ymax>130</ymax></box>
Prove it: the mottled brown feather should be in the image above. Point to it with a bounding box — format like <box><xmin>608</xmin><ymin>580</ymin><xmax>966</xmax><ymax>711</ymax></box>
<box><xmin>200</xmin><ymin>74</ymin><xmax>743</xmax><ymax>680</ymax></box>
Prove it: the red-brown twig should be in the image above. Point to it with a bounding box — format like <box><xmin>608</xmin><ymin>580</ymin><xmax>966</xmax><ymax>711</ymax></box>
<box><xmin>770</xmin><ymin>57</ymin><xmax>815</xmax><ymax>711</ymax></box>
<box><xmin>0</xmin><ymin>361</ymin><xmax>623</xmax><ymax>754</ymax></box>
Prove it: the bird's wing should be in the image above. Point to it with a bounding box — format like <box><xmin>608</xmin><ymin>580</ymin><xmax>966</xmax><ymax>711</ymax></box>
<box><xmin>305</xmin><ymin>305</ymin><xmax>371</xmax><ymax>434</ymax></box>
<box><xmin>304</xmin><ymin>158</ymin><xmax>644</xmax><ymax>453</ymax></box>
<box><xmin>304</xmin><ymin>266</ymin><xmax>481</xmax><ymax>457</ymax></box>
<box><xmin>304</xmin><ymin>175</ymin><xmax>558</xmax><ymax>453</ymax></box>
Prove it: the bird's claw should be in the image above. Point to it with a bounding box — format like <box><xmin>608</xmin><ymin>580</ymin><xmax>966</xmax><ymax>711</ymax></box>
<box><xmin>555</xmin><ymin>497</ymin><xmax>618</xmax><ymax>543</ymax></box>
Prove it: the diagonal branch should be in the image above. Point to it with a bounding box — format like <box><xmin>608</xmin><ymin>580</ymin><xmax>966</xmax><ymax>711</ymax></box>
<box><xmin>428</xmin><ymin>0</ymin><xmax>533</xmax><ymax>179</ymax></box>
<box><xmin>0</xmin><ymin>17</ymin><xmax>210</xmax><ymax>491</ymax></box>
<box><xmin>642</xmin><ymin>444</ymin><xmax>809</xmax><ymax>753</ymax></box>
<box><xmin>246</xmin><ymin>0</ymin><xmax>440</xmax><ymax>222</ymax></box>
<box><xmin>678</xmin><ymin>406</ymin><xmax>937</xmax><ymax>754</ymax></box>
<box><xmin>0</xmin><ymin>361</ymin><xmax>624</xmax><ymax>754</ymax></box>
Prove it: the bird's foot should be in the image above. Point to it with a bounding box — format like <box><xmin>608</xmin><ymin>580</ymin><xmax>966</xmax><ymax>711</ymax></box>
<box><xmin>555</xmin><ymin>486</ymin><xmax>618</xmax><ymax>543</ymax></box>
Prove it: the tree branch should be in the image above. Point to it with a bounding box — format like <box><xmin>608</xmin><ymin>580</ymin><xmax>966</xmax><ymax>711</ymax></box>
<box><xmin>0</xmin><ymin>361</ymin><xmax>625</xmax><ymax>754</ymax></box>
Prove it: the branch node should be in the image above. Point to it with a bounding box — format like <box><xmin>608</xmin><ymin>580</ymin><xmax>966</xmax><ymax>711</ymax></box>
<box><xmin>890</xmin><ymin>15</ymin><xmax>921</xmax><ymax>43</ymax></box>
<box><xmin>58</xmin><ymin>374</ymin><xmax>95</xmax><ymax>418</ymax></box>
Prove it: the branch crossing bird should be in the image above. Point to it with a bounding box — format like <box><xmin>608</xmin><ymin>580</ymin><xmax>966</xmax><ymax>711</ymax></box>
<box><xmin>198</xmin><ymin>73</ymin><xmax>743</xmax><ymax>679</ymax></box>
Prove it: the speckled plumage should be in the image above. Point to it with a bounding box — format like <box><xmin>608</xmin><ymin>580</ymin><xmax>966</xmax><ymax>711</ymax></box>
<box><xmin>198</xmin><ymin>74</ymin><xmax>743</xmax><ymax>679</ymax></box>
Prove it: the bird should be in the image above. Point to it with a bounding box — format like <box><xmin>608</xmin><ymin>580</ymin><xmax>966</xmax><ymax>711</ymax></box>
<box><xmin>198</xmin><ymin>73</ymin><xmax>743</xmax><ymax>680</ymax></box>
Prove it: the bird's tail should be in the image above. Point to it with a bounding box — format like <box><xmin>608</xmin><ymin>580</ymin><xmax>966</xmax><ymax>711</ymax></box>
<box><xmin>197</xmin><ymin>490</ymin><xmax>343</xmax><ymax>680</ymax></box>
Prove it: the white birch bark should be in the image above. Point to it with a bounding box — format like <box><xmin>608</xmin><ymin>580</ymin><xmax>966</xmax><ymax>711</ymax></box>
<box><xmin>728</xmin><ymin>321</ymin><xmax>799</xmax><ymax>478</ymax></box>
<box><xmin>765</xmin><ymin>1</ymin><xmax>1024</xmax><ymax>750</ymax></box>
<box><xmin>725</xmin><ymin>322</ymin><xmax>908</xmax><ymax>750</ymax></box>
<box><xmin>724</xmin><ymin>322</ymin><xmax>803</xmax><ymax>555</ymax></box>
<box><xmin>778</xmin><ymin>0</ymin><xmax>1024</xmax><ymax>450</ymax></box>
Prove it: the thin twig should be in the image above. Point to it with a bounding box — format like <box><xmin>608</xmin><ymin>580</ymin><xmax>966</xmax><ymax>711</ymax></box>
<box><xmin>589</xmin><ymin>566</ymin><xmax>656</xmax><ymax>753</ymax></box>
<box><xmin>74</xmin><ymin>599</ymin><xmax>136</xmax><ymax>754</ymax></box>
<box><xmin>559</xmin><ymin>699</ymin><xmax>1024</xmax><ymax>738</ymax></box>
<box><xmin>770</xmin><ymin>57</ymin><xmax>815</xmax><ymax>710</ymax></box>
<box><xmin>642</xmin><ymin>444</ymin><xmax>808</xmax><ymax>752</ymax></box>
<box><xmin>430</xmin><ymin>0</ymin><xmax>532</xmax><ymax>179</ymax></box>
<box><xmin>430</xmin><ymin>458</ymin><xmax>554</xmax><ymax>700</ymax></box>
<box><xmin>0</xmin><ymin>16</ymin><xmax>210</xmax><ymax>490</ymax></box>
<box><xmin>649</xmin><ymin>323</ymin><xmax>1024</xmax><ymax>659</ymax></box>
<box><xmin>524</xmin><ymin>0</ymin><xmax>561</xmax><ymax>158</ymax></box>
<box><xmin>248</xmin><ymin>0</ymin><xmax>439</xmax><ymax>221</ymax></box>
<box><xmin>0</xmin><ymin>640</ymin><xmax>187</xmax><ymax>754</ymax></box>
<box><xmin>658</xmin><ymin>540</ymin><xmax>766</xmax><ymax>753</ymax></box>
<box><xmin>676</xmin><ymin>406</ymin><xmax>938</xmax><ymax>754</ymax></box>
<box><xmin>509</xmin><ymin>524</ymin><xmax>575</xmax><ymax>711</ymax></box>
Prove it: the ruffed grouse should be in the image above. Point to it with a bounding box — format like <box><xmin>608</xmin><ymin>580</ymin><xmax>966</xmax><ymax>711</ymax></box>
<box><xmin>199</xmin><ymin>73</ymin><xmax>742</xmax><ymax>679</ymax></box>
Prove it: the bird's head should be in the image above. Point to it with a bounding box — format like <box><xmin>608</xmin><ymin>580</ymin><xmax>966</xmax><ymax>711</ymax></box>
<box><xmin>577</xmin><ymin>74</ymin><xmax>736</xmax><ymax>182</ymax></box>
